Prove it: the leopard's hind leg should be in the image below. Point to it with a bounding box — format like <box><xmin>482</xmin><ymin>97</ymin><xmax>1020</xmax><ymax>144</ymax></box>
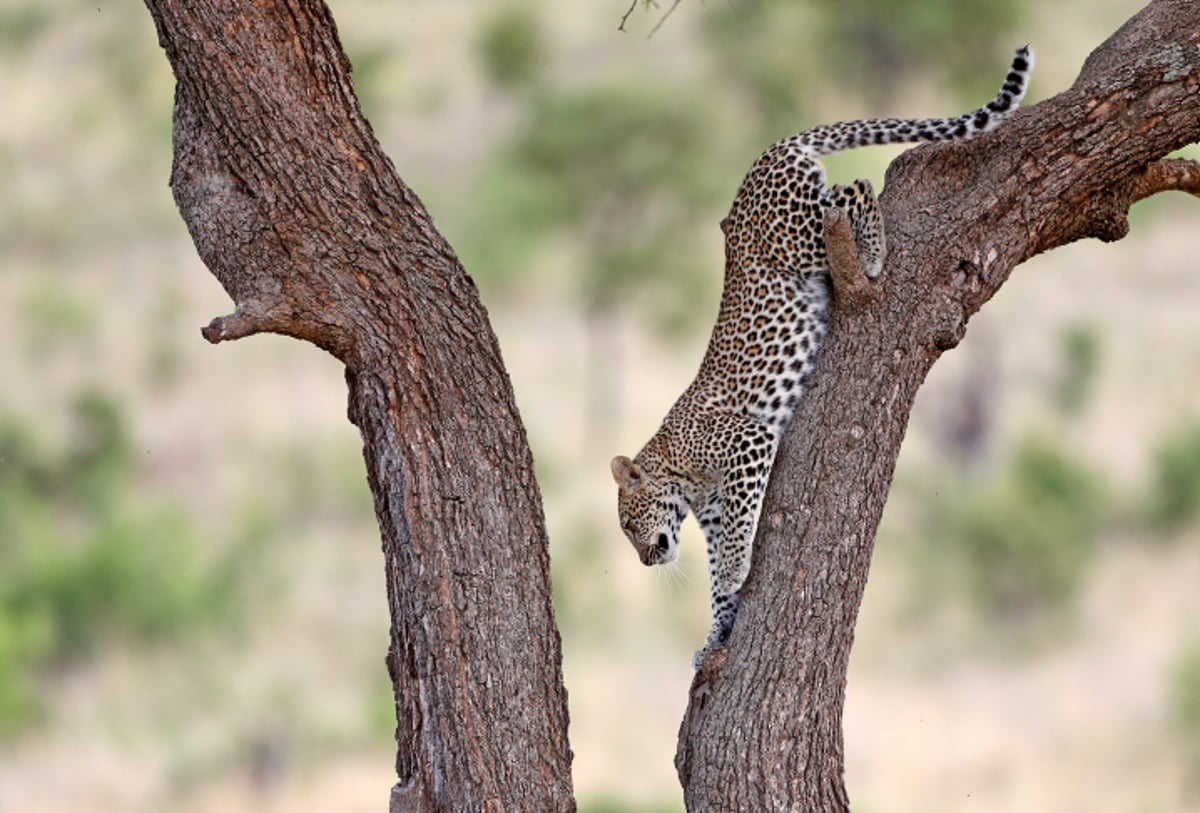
<box><xmin>825</xmin><ymin>178</ymin><xmax>885</xmax><ymax>279</ymax></box>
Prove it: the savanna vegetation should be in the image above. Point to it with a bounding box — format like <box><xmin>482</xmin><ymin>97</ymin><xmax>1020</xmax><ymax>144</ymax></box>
<box><xmin>2</xmin><ymin>0</ymin><xmax>1198</xmax><ymax>810</ymax></box>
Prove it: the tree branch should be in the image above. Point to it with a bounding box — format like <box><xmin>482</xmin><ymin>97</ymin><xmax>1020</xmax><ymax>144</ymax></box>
<box><xmin>200</xmin><ymin>303</ymin><xmax>289</xmax><ymax>344</ymax></box>
<box><xmin>1071</xmin><ymin>156</ymin><xmax>1200</xmax><ymax>245</ymax></box>
<box><xmin>617</xmin><ymin>0</ymin><xmax>639</xmax><ymax>32</ymax></box>
<box><xmin>1132</xmin><ymin>157</ymin><xmax>1200</xmax><ymax>199</ymax></box>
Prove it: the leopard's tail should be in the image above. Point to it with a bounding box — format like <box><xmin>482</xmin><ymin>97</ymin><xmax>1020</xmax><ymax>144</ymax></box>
<box><xmin>798</xmin><ymin>46</ymin><xmax>1034</xmax><ymax>157</ymax></box>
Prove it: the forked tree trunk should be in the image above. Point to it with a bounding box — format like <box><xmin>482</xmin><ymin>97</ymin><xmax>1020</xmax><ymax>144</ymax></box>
<box><xmin>141</xmin><ymin>0</ymin><xmax>1199</xmax><ymax>810</ymax></box>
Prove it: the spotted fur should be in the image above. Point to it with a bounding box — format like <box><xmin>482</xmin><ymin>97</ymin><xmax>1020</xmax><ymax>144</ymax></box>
<box><xmin>612</xmin><ymin>48</ymin><xmax>1033</xmax><ymax>668</ymax></box>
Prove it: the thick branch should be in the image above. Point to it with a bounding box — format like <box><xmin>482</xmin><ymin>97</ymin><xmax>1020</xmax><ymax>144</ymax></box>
<box><xmin>1051</xmin><ymin>156</ymin><xmax>1200</xmax><ymax>247</ymax></box>
<box><xmin>1131</xmin><ymin>157</ymin><xmax>1200</xmax><ymax>199</ymax></box>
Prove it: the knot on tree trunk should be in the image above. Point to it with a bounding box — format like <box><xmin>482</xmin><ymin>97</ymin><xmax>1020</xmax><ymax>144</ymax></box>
<box><xmin>200</xmin><ymin>304</ymin><xmax>285</xmax><ymax>344</ymax></box>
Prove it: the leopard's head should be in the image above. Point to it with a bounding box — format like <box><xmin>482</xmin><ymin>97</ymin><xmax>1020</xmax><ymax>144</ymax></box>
<box><xmin>610</xmin><ymin>454</ymin><xmax>685</xmax><ymax>566</ymax></box>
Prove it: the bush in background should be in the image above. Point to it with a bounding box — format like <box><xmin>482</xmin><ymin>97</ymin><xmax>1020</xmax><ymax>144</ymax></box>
<box><xmin>919</xmin><ymin>436</ymin><xmax>1107</xmax><ymax>622</ymax></box>
<box><xmin>1145</xmin><ymin>421</ymin><xmax>1200</xmax><ymax>533</ymax></box>
<box><xmin>1170</xmin><ymin>634</ymin><xmax>1200</xmax><ymax>777</ymax></box>
<box><xmin>0</xmin><ymin>390</ymin><xmax>255</xmax><ymax>737</ymax></box>
<box><xmin>476</xmin><ymin>2</ymin><xmax>546</xmax><ymax>95</ymax></box>
<box><xmin>1052</xmin><ymin>321</ymin><xmax>1102</xmax><ymax>418</ymax></box>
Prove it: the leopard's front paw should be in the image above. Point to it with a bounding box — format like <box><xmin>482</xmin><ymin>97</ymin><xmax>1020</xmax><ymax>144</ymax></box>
<box><xmin>692</xmin><ymin>635</ymin><xmax>733</xmax><ymax>671</ymax></box>
<box><xmin>692</xmin><ymin>615</ymin><xmax>737</xmax><ymax>671</ymax></box>
<box><xmin>692</xmin><ymin>630</ymin><xmax>721</xmax><ymax>670</ymax></box>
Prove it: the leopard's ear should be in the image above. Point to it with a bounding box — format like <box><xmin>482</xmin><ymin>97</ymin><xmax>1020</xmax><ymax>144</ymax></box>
<box><xmin>610</xmin><ymin>455</ymin><xmax>644</xmax><ymax>492</ymax></box>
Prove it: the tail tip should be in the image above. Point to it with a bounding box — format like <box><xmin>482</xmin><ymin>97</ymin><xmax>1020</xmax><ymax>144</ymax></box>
<box><xmin>1013</xmin><ymin>44</ymin><xmax>1035</xmax><ymax>72</ymax></box>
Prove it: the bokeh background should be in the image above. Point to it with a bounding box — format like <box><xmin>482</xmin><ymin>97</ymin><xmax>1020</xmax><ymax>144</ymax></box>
<box><xmin>2</xmin><ymin>1</ymin><xmax>1199</xmax><ymax>811</ymax></box>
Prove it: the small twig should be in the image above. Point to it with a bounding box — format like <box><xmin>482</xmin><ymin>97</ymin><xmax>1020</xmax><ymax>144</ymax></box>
<box><xmin>617</xmin><ymin>0</ymin><xmax>638</xmax><ymax>31</ymax></box>
<box><xmin>201</xmin><ymin>308</ymin><xmax>269</xmax><ymax>343</ymax></box>
<box><xmin>618</xmin><ymin>0</ymin><xmax>658</xmax><ymax>31</ymax></box>
<box><xmin>200</xmin><ymin>300</ymin><xmax>293</xmax><ymax>344</ymax></box>
<box><xmin>647</xmin><ymin>0</ymin><xmax>683</xmax><ymax>38</ymax></box>
<box><xmin>618</xmin><ymin>0</ymin><xmax>683</xmax><ymax>37</ymax></box>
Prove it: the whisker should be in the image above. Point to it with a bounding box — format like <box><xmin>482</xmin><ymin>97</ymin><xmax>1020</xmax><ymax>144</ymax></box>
<box><xmin>660</xmin><ymin>561</ymin><xmax>676</xmax><ymax>590</ymax></box>
<box><xmin>663</xmin><ymin>558</ymin><xmax>691</xmax><ymax>591</ymax></box>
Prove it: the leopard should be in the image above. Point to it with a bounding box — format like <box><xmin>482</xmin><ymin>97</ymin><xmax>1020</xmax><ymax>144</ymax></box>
<box><xmin>611</xmin><ymin>47</ymin><xmax>1034</xmax><ymax>669</ymax></box>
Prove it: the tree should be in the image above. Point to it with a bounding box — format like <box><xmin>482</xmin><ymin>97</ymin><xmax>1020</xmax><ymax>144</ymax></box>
<box><xmin>140</xmin><ymin>0</ymin><xmax>1199</xmax><ymax>810</ymax></box>
<box><xmin>143</xmin><ymin>2</ymin><xmax>572</xmax><ymax>810</ymax></box>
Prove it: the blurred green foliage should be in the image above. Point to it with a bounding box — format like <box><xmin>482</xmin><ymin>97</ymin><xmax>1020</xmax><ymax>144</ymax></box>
<box><xmin>476</xmin><ymin>3</ymin><xmax>547</xmax><ymax>94</ymax></box>
<box><xmin>700</xmin><ymin>0</ymin><xmax>1025</xmax><ymax>143</ymax></box>
<box><xmin>1171</xmin><ymin>634</ymin><xmax>1200</xmax><ymax>774</ymax></box>
<box><xmin>1053</xmin><ymin>321</ymin><xmax>1102</xmax><ymax>417</ymax></box>
<box><xmin>1145</xmin><ymin>421</ymin><xmax>1200</xmax><ymax>532</ymax></box>
<box><xmin>462</xmin><ymin>0</ymin><xmax>1030</xmax><ymax>336</ymax></box>
<box><xmin>550</xmin><ymin>517</ymin><xmax>611</xmax><ymax>638</ymax></box>
<box><xmin>0</xmin><ymin>391</ymin><xmax>257</xmax><ymax>737</ymax></box>
<box><xmin>818</xmin><ymin>0</ymin><xmax>1025</xmax><ymax>103</ymax></box>
<box><xmin>0</xmin><ymin>4</ymin><xmax>50</xmax><ymax>51</ymax></box>
<box><xmin>465</xmin><ymin>80</ymin><xmax>724</xmax><ymax>329</ymax></box>
<box><xmin>919</xmin><ymin>437</ymin><xmax>1106</xmax><ymax>620</ymax></box>
<box><xmin>20</xmin><ymin>283</ymin><xmax>100</xmax><ymax>362</ymax></box>
<box><xmin>699</xmin><ymin>3</ymin><xmax>820</xmax><ymax>142</ymax></box>
<box><xmin>0</xmin><ymin>605</ymin><xmax>53</xmax><ymax>734</ymax></box>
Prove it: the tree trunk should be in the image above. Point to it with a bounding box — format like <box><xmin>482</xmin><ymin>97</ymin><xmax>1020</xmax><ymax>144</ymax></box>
<box><xmin>141</xmin><ymin>2</ymin><xmax>574</xmax><ymax>811</ymax></box>
<box><xmin>676</xmin><ymin>1</ymin><xmax>1200</xmax><ymax>809</ymax></box>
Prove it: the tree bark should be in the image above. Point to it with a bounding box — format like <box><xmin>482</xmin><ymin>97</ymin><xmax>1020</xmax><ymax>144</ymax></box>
<box><xmin>676</xmin><ymin>1</ymin><xmax>1200</xmax><ymax>809</ymax></box>
<box><xmin>141</xmin><ymin>2</ymin><xmax>574</xmax><ymax>811</ymax></box>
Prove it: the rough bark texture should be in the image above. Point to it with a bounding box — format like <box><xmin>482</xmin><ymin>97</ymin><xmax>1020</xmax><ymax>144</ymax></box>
<box><xmin>141</xmin><ymin>2</ymin><xmax>574</xmax><ymax>811</ymax></box>
<box><xmin>676</xmin><ymin>1</ymin><xmax>1200</xmax><ymax>809</ymax></box>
